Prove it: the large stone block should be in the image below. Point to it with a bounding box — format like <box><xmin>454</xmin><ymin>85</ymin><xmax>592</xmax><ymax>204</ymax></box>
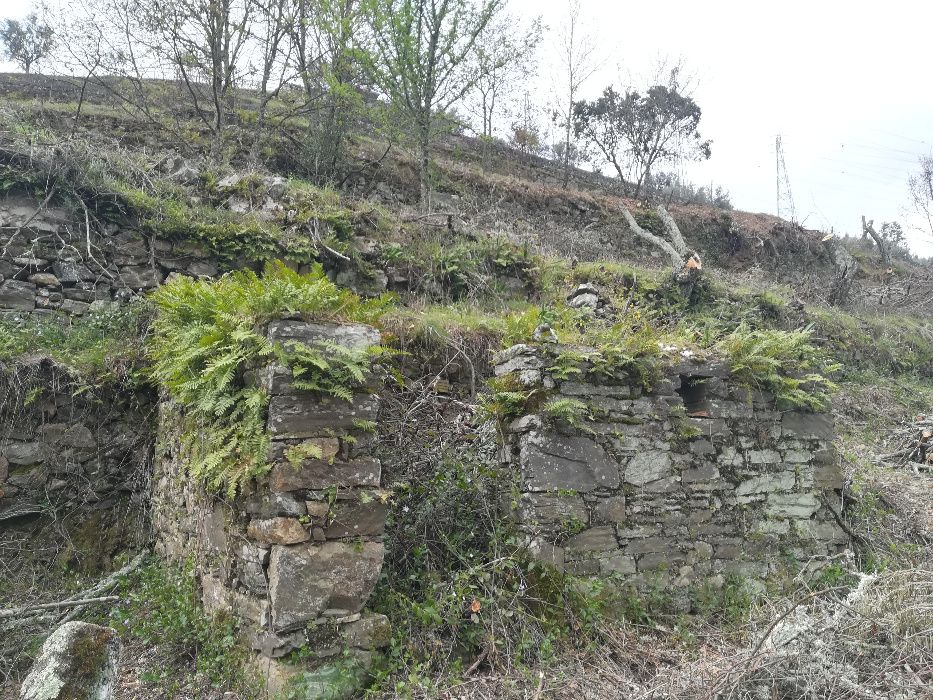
<box><xmin>624</xmin><ymin>451</ymin><xmax>672</xmax><ymax>486</ymax></box>
<box><xmin>518</xmin><ymin>492</ymin><xmax>588</xmax><ymax>527</ymax></box>
<box><xmin>266</xmin><ymin>394</ymin><xmax>379</xmax><ymax>437</ymax></box>
<box><xmin>269</xmin><ymin>457</ymin><xmax>381</xmax><ymax>491</ymax></box>
<box><xmin>520</xmin><ymin>432</ymin><xmax>619</xmax><ymax>492</ymax></box>
<box><xmin>324</xmin><ymin>499</ymin><xmax>388</xmax><ymax>538</ymax></box>
<box><xmin>267</xmin><ymin>321</ymin><xmax>380</xmax><ymax>351</ymax></box>
<box><xmin>247</xmin><ymin>517</ymin><xmax>311</xmax><ymax>545</ymax></box>
<box><xmin>0</xmin><ymin>280</ymin><xmax>36</xmax><ymax>310</ymax></box>
<box><xmin>781</xmin><ymin>412</ymin><xmax>834</xmax><ymax>440</ymax></box>
<box><xmin>268</xmin><ymin>541</ymin><xmax>384</xmax><ymax>631</ymax></box>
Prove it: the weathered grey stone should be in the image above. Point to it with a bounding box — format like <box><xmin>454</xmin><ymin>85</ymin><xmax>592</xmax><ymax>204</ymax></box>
<box><xmin>493</xmin><ymin>345</ymin><xmax>542</xmax><ymax>376</ymax></box>
<box><xmin>565</xmin><ymin>526</ymin><xmax>617</xmax><ymax>552</ymax></box>
<box><xmin>748</xmin><ymin>449</ymin><xmax>781</xmax><ymax>464</ymax></box>
<box><xmin>38</xmin><ymin>423</ymin><xmax>96</xmax><ymax>449</ymax></box>
<box><xmin>559</xmin><ymin>381</ymin><xmax>632</xmax><ymax>398</ymax></box>
<box><xmin>2</xmin><ymin>441</ymin><xmax>47</xmax><ymax>465</ymax></box>
<box><xmin>735</xmin><ymin>472</ymin><xmax>795</xmax><ymax>496</ymax></box>
<box><xmin>600</xmin><ymin>555</ymin><xmax>636</xmax><ymax>575</ymax></box>
<box><xmin>593</xmin><ymin>495</ymin><xmax>626</xmax><ymax>524</ymax></box>
<box><xmin>250</xmin><ymin>629</ymin><xmax>306</xmax><ymax>658</ymax></box>
<box><xmin>324</xmin><ymin>499</ymin><xmax>388</xmax><ymax>538</ymax></box>
<box><xmin>766</xmin><ymin>493</ymin><xmax>819</xmax><ymax>519</ymax></box>
<box><xmin>0</xmin><ymin>280</ymin><xmax>36</xmax><ymax>310</ymax></box>
<box><xmin>625</xmin><ymin>451</ymin><xmax>672</xmax><ymax>486</ymax></box>
<box><xmin>246</xmin><ymin>491</ymin><xmax>307</xmax><ymax>518</ymax></box>
<box><xmin>269</xmin><ymin>457</ymin><xmax>381</xmax><ymax>491</ymax></box>
<box><xmin>340</xmin><ymin>613</ymin><xmax>391</xmax><ymax>649</ymax></box>
<box><xmin>518</xmin><ymin>493</ymin><xmax>588</xmax><ymax>526</ymax></box>
<box><xmin>27</xmin><ymin>273</ymin><xmax>60</xmax><ymax>287</ymax></box>
<box><xmin>268</xmin><ymin>541</ymin><xmax>384</xmax><ymax>630</ymax></box>
<box><xmin>116</xmin><ymin>265</ymin><xmax>161</xmax><ymax>289</ymax></box>
<box><xmin>267</xmin><ymin>321</ymin><xmax>380</xmax><ymax>352</ymax></box>
<box><xmin>782</xmin><ymin>412</ymin><xmax>834</xmax><ymax>440</ymax></box>
<box><xmin>682</xmin><ymin>463</ymin><xmax>719</xmax><ymax>483</ymax></box>
<box><xmin>267</xmin><ymin>394</ymin><xmax>379</xmax><ymax>437</ymax></box>
<box><xmin>520</xmin><ymin>432</ymin><xmax>619</xmax><ymax>492</ymax></box>
<box><xmin>19</xmin><ymin>621</ymin><xmax>121</xmax><ymax>700</ymax></box>
<box><xmin>247</xmin><ymin>517</ymin><xmax>310</xmax><ymax>545</ymax></box>
<box><xmin>52</xmin><ymin>260</ymin><xmax>93</xmax><ymax>284</ymax></box>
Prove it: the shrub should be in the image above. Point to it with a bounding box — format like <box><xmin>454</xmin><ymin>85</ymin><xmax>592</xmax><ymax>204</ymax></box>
<box><xmin>112</xmin><ymin>558</ymin><xmax>255</xmax><ymax>692</ymax></box>
<box><xmin>147</xmin><ymin>261</ymin><xmax>392</xmax><ymax>496</ymax></box>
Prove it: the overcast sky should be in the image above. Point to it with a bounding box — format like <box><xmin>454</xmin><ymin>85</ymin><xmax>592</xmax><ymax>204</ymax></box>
<box><xmin>2</xmin><ymin>0</ymin><xmax>932</xmax><ymax>254</ymax></box>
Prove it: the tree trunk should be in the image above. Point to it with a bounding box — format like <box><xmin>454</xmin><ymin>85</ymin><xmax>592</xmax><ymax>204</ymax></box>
<box><xmin>419</xmin><ymin>117</ymin><xmax>431</xmax><ymax>213</ymax></box>
<box><xmin>862</xmin><ymin>215</ymin><xmax>890</xmax><ymax>266</ymax></box>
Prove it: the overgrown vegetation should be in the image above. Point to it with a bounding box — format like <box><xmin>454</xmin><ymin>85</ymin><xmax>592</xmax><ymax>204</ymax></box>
<box><xmin>0</xmin><ymin>302</ymin><xmax>150</xmax><ymax>388</ymax></box>
<box><xmin>147</xmin><ymin>261</ymin><xmax>392</xmax><ymax>496</ymax></box>
<box><xmin>112</xmin><ymin>558</ymin><xmax>257</xmax><ymax>694</ymax></box>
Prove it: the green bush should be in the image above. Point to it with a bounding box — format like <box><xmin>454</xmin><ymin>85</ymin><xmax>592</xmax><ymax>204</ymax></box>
<box><xmin>147</xmin><ymin>261</ymin><xmax>392</xmax><ymax>495</ymax></box>
<box><xmin>112</xmin><ymin>558</ymin><xmax>255</xmax><ymax>692</ymax></box>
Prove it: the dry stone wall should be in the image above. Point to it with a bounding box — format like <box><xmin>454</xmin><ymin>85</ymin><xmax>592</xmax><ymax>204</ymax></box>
<box><xmin>0</xmin><ymin>192</ymin><xmax>217</xmax><ymax>317</ymax></box>
<box><xmin>0</xmin><ymin>364</ymin><xmax>153</xmax><ymax>533</ymax></box>
<box><xmin>495</xmin><ymin>343</ymin><xmax>848</xmax><ymax>589</ymax></box>
<box><xmin>151</xmin><ymin>321</ymin><xmax>390</xmax><ymax>678</ymax></box>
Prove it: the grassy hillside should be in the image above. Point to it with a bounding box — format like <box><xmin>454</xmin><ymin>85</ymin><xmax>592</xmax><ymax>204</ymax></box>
<box><xmin>1</xmin><ymin>73</ymin><xmax>932</xmax><ymax>699</ymax></box>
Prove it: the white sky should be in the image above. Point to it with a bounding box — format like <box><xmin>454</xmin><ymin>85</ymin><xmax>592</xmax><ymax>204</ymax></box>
<box><xmin>2</xmin><ymin>0</ymin><xmax>932</xmax><ymax>255</ymax></box>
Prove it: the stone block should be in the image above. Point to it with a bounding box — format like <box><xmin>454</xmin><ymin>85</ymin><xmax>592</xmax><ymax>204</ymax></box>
<box><xmin>593</xmin><ymin>495</ymin><xmax>626</xmax><ymax>524</ymax></box>
<box><xmin>324</xmin><ymin>499</ymin><xmax>388</xmax><ymax>538</ymax></box>
<box><xmin>1</xmin><ymin>441</ymin><xmax>47</xmax><ymax>465</ymax></box>
<box><xmin>766</xmin><ymin>493</ymin><xmax>819</xmax><ymax>519</ymax></box>
<box><xmin>246</xmin><ymin>491</ymin><xmax>307</xmax><ymax>518</ymax></box>
<box><xmin>520</xmin><ymin>432</ymin><xmax>619</xmax><ymax>492</ymax></box>
<box><xmin>735</xmin><ymin>471</ymin><xmax>795</xmax><ymax>496</ymax></box>
<box><xmin>269</xmin><ymin>457</ymin><xmax>381</xmax><ymax>491</ymax></box>
<box><xmin>340</xmin><ymin>613</ymin><xmax>391</xmax><ymax>649</ymax></box>
<box><xmin>559</xmin><ymin>381</ymin><xmax>632</xmax><ymax>398</ymax></box>
<box><xmin>0</xmin><ymin>280</ymin><xmax>36</xmax><ymax>310</ymax></box>
<box><xmin>267</xmin><ymin>320</ymin><xmax>380</xmax><ymax>351</ymax></box>
<box><xmin>518</xmin><ymin>492</ymin><xmax>588</xmax><ymax>527</ymax></box>
<box><xmin>564</xmin><ymin>526</ymin><xmax>617</xmax><ymax>552</ymax></box>
<box><xmin>248</xmin><ymin>517</ymin><xmax>311</xmax><ymax>545</ymax></box>
<box><xmin>814</xmin><ymin>462</ymin><xmax>844</xmax><ymax>490</ymax></box>
<box><xmin>117</xmin><ymin>265</ymin><xmax>162</xmax><ymax>289</ymax></box>
<box><xmin>682</xmin><ymin>463</ymin><xmax>719</xmax><ymax>483</ymax></box>
<box><xmin>782</xmin><ymin>412</ymin><xmax>834</xmax><ymax>440</ymax></box>
<box><xmin>267</xmin><ymin>394</ymin><xmax>379</xmax><ymax>437</ymax></box>
<box><xmin>624</xmin><ymin>451</ymin><xmax>672</xmax><ymax>486</ymax></box>
<box><xmin>268</xmin><ymin>541</ymin><xmax>384</xmax><ymax>630</ymax></box>
<box><xmin>600</xmin><ymin>554</ymin><xmax>636</xmax><ymax>575</ymax></box>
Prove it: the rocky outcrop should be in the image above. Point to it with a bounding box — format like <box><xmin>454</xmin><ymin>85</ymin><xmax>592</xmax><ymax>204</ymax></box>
<box><xmin>19</xmin><ymin>621</ymin><xmax>121</xmax><ymax>700</ymax></box>
<box><xmin>151</xmin><ymin>320</ymin><xmax>390</xmax><ymax>683</ymax></box>
<box><xmin>495</xmin><ymin>344</ymin><xmax>847</xmax><ymax>590</ymax></box>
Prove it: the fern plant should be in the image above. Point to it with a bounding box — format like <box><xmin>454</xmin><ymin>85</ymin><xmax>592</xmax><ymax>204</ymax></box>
<box><xmin>716</xmin><ymin>325</ymin><xmax>840</xmax><ymax>410</ymax></box>
<box><xmin>148</xmin><ymin>261</ymin><xmax>392</xmax><ymax>496</ymax></box>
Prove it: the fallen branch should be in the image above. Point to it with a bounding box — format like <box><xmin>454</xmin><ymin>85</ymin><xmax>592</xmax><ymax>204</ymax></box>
<box><xmin>0</xmin><ymin>596</ymin><xmax>119</xmax><ymax>620</ymax></box>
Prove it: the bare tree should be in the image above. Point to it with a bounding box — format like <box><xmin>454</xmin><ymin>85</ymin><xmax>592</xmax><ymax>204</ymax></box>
<box><xmin>468</xmin><ymin>12</ymin><xmax>541</xmax><ymax>142</ymax></box>
<box><xmin>552</xmin><ymin>0</ymin><xmax>598</xmax><ymax>189</ymax></box>
<box><xmin>366</xmin><ymin>0</ymin><xmax>505</xmax><ymax>210</ymax></box>
<box><xmin>248</xmin><ymin>0</ymin><xmax>295</xmax><ymax>162</ymax></box>
<box><xmin>908</xmin><ymin>155</ymin><xmax>933</xmax><ymax>243</ymax></box>
<box><xmin>141</xmin><ymin>0</ymin><xmax>255</xmax><ymax>135</ymax></box>
<box><xmin>0</xmin><ymin>8</ymin><xmax>55</xmax><ymax>74</ymax></box>
<box><xmin>861</xmin><ymin>215</ymin><xmax>890</xmax><ymax>266</ymax></box>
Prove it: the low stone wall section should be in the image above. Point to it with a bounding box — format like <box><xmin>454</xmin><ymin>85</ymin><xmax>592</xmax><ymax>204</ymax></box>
<box><xmin>151</xmin><ymin>321</ymin><xmax>390</xmax><ymax>669</ymax></box>
<box><xmin>495</xmin><ymin>343</ymin><xmax>848</xmax><ymax>589</ymax></box>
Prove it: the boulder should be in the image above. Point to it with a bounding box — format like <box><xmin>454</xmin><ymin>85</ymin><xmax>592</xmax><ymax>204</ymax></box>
<box><xmin>0</xmin><ymin>280</ymin><xmax>36</xmax><ymax>310</ymax></box>
<box><xmin>19</xmin><ymin>621</ymin><xmax>121</xmax><ymax>700</ymax></box>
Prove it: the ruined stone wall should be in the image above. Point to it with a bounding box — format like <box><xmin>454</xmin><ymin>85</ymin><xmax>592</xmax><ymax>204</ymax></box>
<box><xmin>495</xmin><ymin>343</ymin><xmax>848</xmax><ymax>589</ymax></box>
<box><xmin>151</xmin><ymin>321</ymin><xmax>390</xmax><ymax>678</ymax></box>
<box><xmin>0</xmin><ymin>192</ymin><xmax>217</xmax><ymax>316</ymax></box>
<box><xmin>0</xmin><ymin>364</ymin><xmax>154</xmax><ymax>564</ymax></box>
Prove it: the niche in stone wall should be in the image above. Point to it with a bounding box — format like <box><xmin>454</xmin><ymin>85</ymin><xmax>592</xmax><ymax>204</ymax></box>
<box><xmin>677</xmin><ymin>374</ymin><xmax>711</xmax><ymax>417</ymax></box>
